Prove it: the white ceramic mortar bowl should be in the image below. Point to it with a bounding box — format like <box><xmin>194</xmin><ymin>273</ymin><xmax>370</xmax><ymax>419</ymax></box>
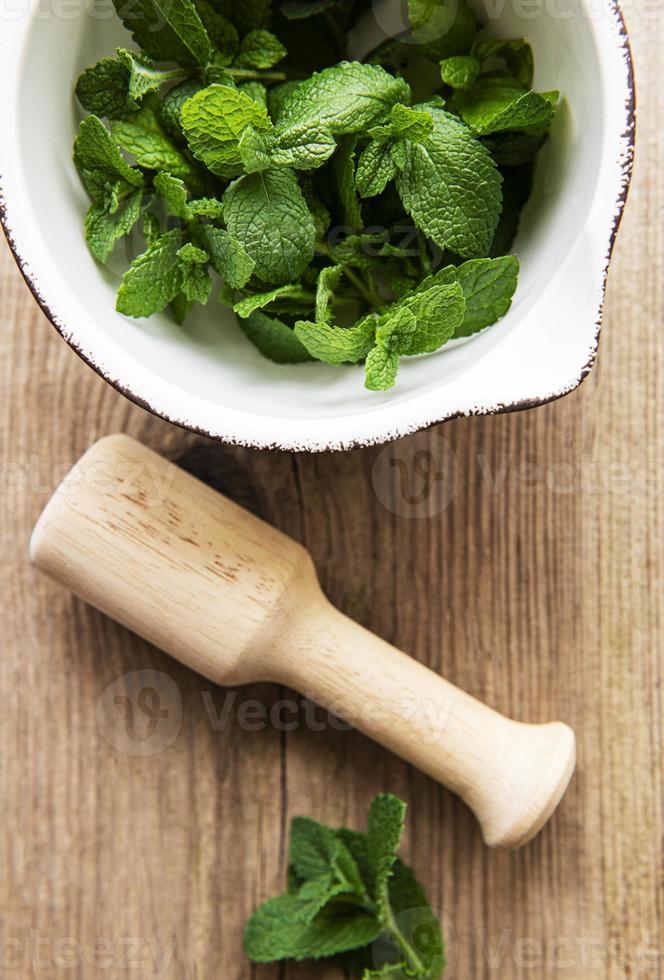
<box><xmin>0</xmin><ymin>0</ymin><xmax>634</xmax><ymax>450</ymax></box>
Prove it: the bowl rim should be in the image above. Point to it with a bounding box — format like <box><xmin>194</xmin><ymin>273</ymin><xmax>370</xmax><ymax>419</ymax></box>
<box><xmin>0</xmin><ymin>0</ymin><xmax>636</xmax><ymax>453</ymax></box>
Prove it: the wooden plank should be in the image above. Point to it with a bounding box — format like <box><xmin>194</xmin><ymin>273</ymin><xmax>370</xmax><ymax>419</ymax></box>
<box><xmin>0</xmin><ymin>5</ymin><xmax>662</xmax><ymax>976</ymax></box>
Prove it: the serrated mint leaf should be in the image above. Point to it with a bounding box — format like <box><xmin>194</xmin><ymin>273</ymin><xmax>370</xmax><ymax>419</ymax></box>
<box><xmin>315</xmin><ymin>265</ymin><xmax>343</xmax><ymax>322</ymax></box>
<box><xmin>223</xmin><ymin>169</ymin><xmax>315</xmax><ymax>284</ymax></box>
<box><xmin>116</xmin><ymin>228</ymin><xmax>182</xmax><ymax>317</ymax></box>
<box><xmin>74</xmin><ymin>116</ymin><xmax>144</xmax><ymax>205</ymax></box>
<box><xmin>365</xmin><ymin>794</ymin><xmax>406</xmax><ymax>912</ymax></box>
<box><xmin>439</xmin><ymin>255</ymin><xmax>519</xmax><ymax>337</ymax></box>
<box><xmin>234</xmin><ymin>284</ymin><xmax>312</xmax><ymax>318</ymax></box>
<box><xmin>244</xmin><ymin>894</ymin><xmax>381</xmax><ymax>962</ymax></box>
<box><xmin>190</xmin><ymin>197</ymin><xmax>225</xmax><ymax>217</ymax></box>
<box><xmin>177</xmin><ymin>242</ymin><xmax>211</xmax><ymax>302</ymax></box>
<box><xmin>453</xmin><ymin>75</ymin><xmax>559</xmax><ymax>135</ymax></box>
<box><xmin>396</xmin><ymin>104</ymin><xmax>502</xmax><ymax>257</ymax></box>
<box><xmin>76</xmin><ymin>58</ymin><xmax>133</xmax><ymax>119</ymax></box>
<box><xmin>117</xmin><ymin>48</ymin><xmax>186</xmax><ymax>103</ymax></box>
<box><xmin>393</xmin><ymin>281</ymin><xmax>465</xmax><ymax>354</ymax></box>
<box><xmin>290</xmin><ymin>817</ymin><xmax>341</xmax><ymax>881</ymax></box>
<box><xmin>270</xmin><ymin>120</ymin><xmax>336</xmax><ymax>170</ymax></box>
<box><xmin>238</xmin><ymin>126</ymin><xmax>273</xmax><ymax>172</ymax></box>
<box><xmin>355</xmin><ymin>141</ymin><xmax>398</xmax><ymax>198</ymax></box>
<box><xmin>239</xmin><ymin>310</ymin><xmax>315</xmax><ymax>363</ymax></box>
<box><xmin>193</xmin><ymin>0</ymin><xmax>239</xmax><ymax>61</ymax></box>
<box><xmin>474</xmin><ymin>37</ymin><xmax>534</xmax><ymax>87</ymax></box>
<box><xmin>365</xmin><ymin>309</ymin><xmax>416</xmax><ymax>391</ymax></box>
<box><xmin>370</xmin><ymin>103</ymin><xmax>434</xmax><ymax>143</ymax></box>
<box><xmin>234</xmin><ymin>29</ymin><xmax>287</xmax><ymax>69</ymax></box>
<box><xmin>112</xmin><ymin>0</ymin><xmax>212</xmax><ymax>67</ymax></box>
<box><xmin>84</xmin><ymin>189</ymin><xmax>143</xmax><ymax>263</ymax></box>
<box><xmin>202</xmin><ymin>225</ymin><xmax>255</xmax><ymax>288</ymax></box>
<box><xmin>154</xmin><ymin>171</ymin><xmax>189</xmax><ymax>218</ymax></box>
<box><xmin>181</xmin><ymin>84</ymin><xmax>272</xmax><ymax>178</ymax></box>
<box><xmin>111</xmin><ymin>105</ymin><xmax>202</xmax><ymax>185</ymax></box>
<box><xmin>277</xmin><ymin>62</ymin><xmax>411</xmax><ymax>138</ymax></box>
<box><xmin>295</xmin><ymin>317</ymin><xmax>375</xmax><ymax>364</ymax></box>
<box><xmin>440</xmin><ymin>54</ymin><xmax>480</xmax><ymax>90</ymax></box>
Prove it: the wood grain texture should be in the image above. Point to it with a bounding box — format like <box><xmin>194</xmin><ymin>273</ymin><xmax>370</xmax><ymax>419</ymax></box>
<box><xmin>0</xmin><ymin>6</ymin><xmax>662</xmax><ymax>977</ymax></box>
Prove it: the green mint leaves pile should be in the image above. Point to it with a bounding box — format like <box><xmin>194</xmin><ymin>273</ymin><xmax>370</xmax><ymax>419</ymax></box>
<box><xmin>74</xmin><ymin>0</ymin><xmax>559</xmax><ymax>391</ymax></box>
<box><xmin>244</xmin><ymin>794</ymin><xmax>446</xmax><ymax>978</ymax></box>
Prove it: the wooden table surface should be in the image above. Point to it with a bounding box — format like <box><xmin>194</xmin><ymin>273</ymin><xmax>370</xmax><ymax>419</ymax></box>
<box><xmin>1</xmin><ymin>7</ymin><xmax>662</xmax><ymax>978</ymax></box>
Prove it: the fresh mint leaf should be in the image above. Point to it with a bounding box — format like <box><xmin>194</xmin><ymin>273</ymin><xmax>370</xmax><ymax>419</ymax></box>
<box><xmin>483</xmin><ymin>130</ymin><xmax>546</xmax><ymax>166</ymax></box>
<box><xmin>315</xmin><ymin>265</ymin><xmax>344</xmax><ymax>322</ymax></box>
<box><xmin>452</xmin><ymin>75</ymin><xmax>559</xmax><ymax>135</ymax></box>
<box><xmin>202</xmin><ymin>226</ymin><xmax>255</xmax><ymax>288</ymax></box>
<box><xmin>276</xmin><ymin>62</ymin><xmax>411</xmax><ymax>137</ymax></box>
<box><xmin>181</xmin><ymin>84</ymin><xmax>272</xmax><ymax>178</ymax></box>
<box><xmin>234</xmin><ymin>284</ymin><xmax>313</xmax><ymax>318</ymax></box>
<box><xmin>112</xmin><ymin>0</ymin><xmax>212</xmax><ymax>66</ymax></box>
<box><xmin>294</xmin><ymin>317</ymin><xmax>375</xmax><ymax>364</ymax></box>
<box><xmin>238</xmin><ymin>120</ymin><xmax>336</xmax><ymax>173</ymax></box>
<box><xmin>369</xmin><ymin>104</ymin><xmax>434</xmax><ymax>143</ymax></box>
<box><xmin>474</xmin><ymin>37</ymin><xmax>534</xmax><ymax>87</ymax></box>
<box><xmin>366</xmin><ymin>794</ymin><xmax>406</xmax><ymax>907</ymax></box>
<box><xmin>392</xmin><ymin>281</ymin><xmax>465</xmax><ymax>354</ymax></box>
<box><xmin>440</xmin><ymin>54</ymin><xmax>480</xmax><ymax>90</ymax></box>
<box><xmin>111</xmin><ymin>104</ymin><xmax>203</xmax><ymax>186</ymax></box>
<box><xmin>223</xmin><ymin>169</ymin><xmax>316</xmax><ymax>284</ymax></box>
<box><xmin>438</xmin><ymin>255</ymin><xmax>519</xmax><ymax>336</ymax></box>
<box><xmin>396</xmin><ymin>103</ymin><xmax>502</xmax><ymax>257</ymax></box>
<box><xmin>116</xmin><ymin>228</ymin><xmax>183</xmax><ymax>317</ymax></box>
<box><xmin>365</xmin><ymin>307</ymin><xmax>417</xmax><ymax>391</ymax></box>
<box><xmin>244</xmin><ymin>894</ymin><xmax>381</xmax><ymax>962</ymax></box>
<box><xmin>355</xmin><ymin>141</ymin><xmax>398</xmax><ymax>199</ymax></box>
<box><xmin>74</xmin><ymin>116</ymin><xmax>144</xmax><ymax>205</ymax></box>
<box><xmin>76</xmin><ymin>58</ymin><xmax>133</xmax><ymax>119</ymax></box>
<box><xmin>117</xmin><ymin>48</ymin><xmax>186</xmax><ymax>103</ymax></box>
<box><xmin>84</xmin><ymin>188</ymin><xmax>143</xmax><ymax>262</ymax></box>
<box><xmin>177</xmin><ymin>242</ymin><xmax>211</xmax><ymax>303</ymax></box>
<box><xmin>270</xmin><ymin>121</ymin><xmax>336</xmax><ymax>170</ymax></box>
<box><xmin>239</xmin><ymin>311</ymin><xmax>315</xmax><ymax>363</ymax></box>
<box><xmin>234</xmin><ymin>29</ymin><xmax>287</xmax><ymax>70</ymax></box>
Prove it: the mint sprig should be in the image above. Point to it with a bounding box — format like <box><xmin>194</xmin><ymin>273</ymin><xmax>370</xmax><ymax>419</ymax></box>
<box><xmin>244</xmin><ymin>794</ymin><xmax>445</xmax><ymax>979</ymax></box>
